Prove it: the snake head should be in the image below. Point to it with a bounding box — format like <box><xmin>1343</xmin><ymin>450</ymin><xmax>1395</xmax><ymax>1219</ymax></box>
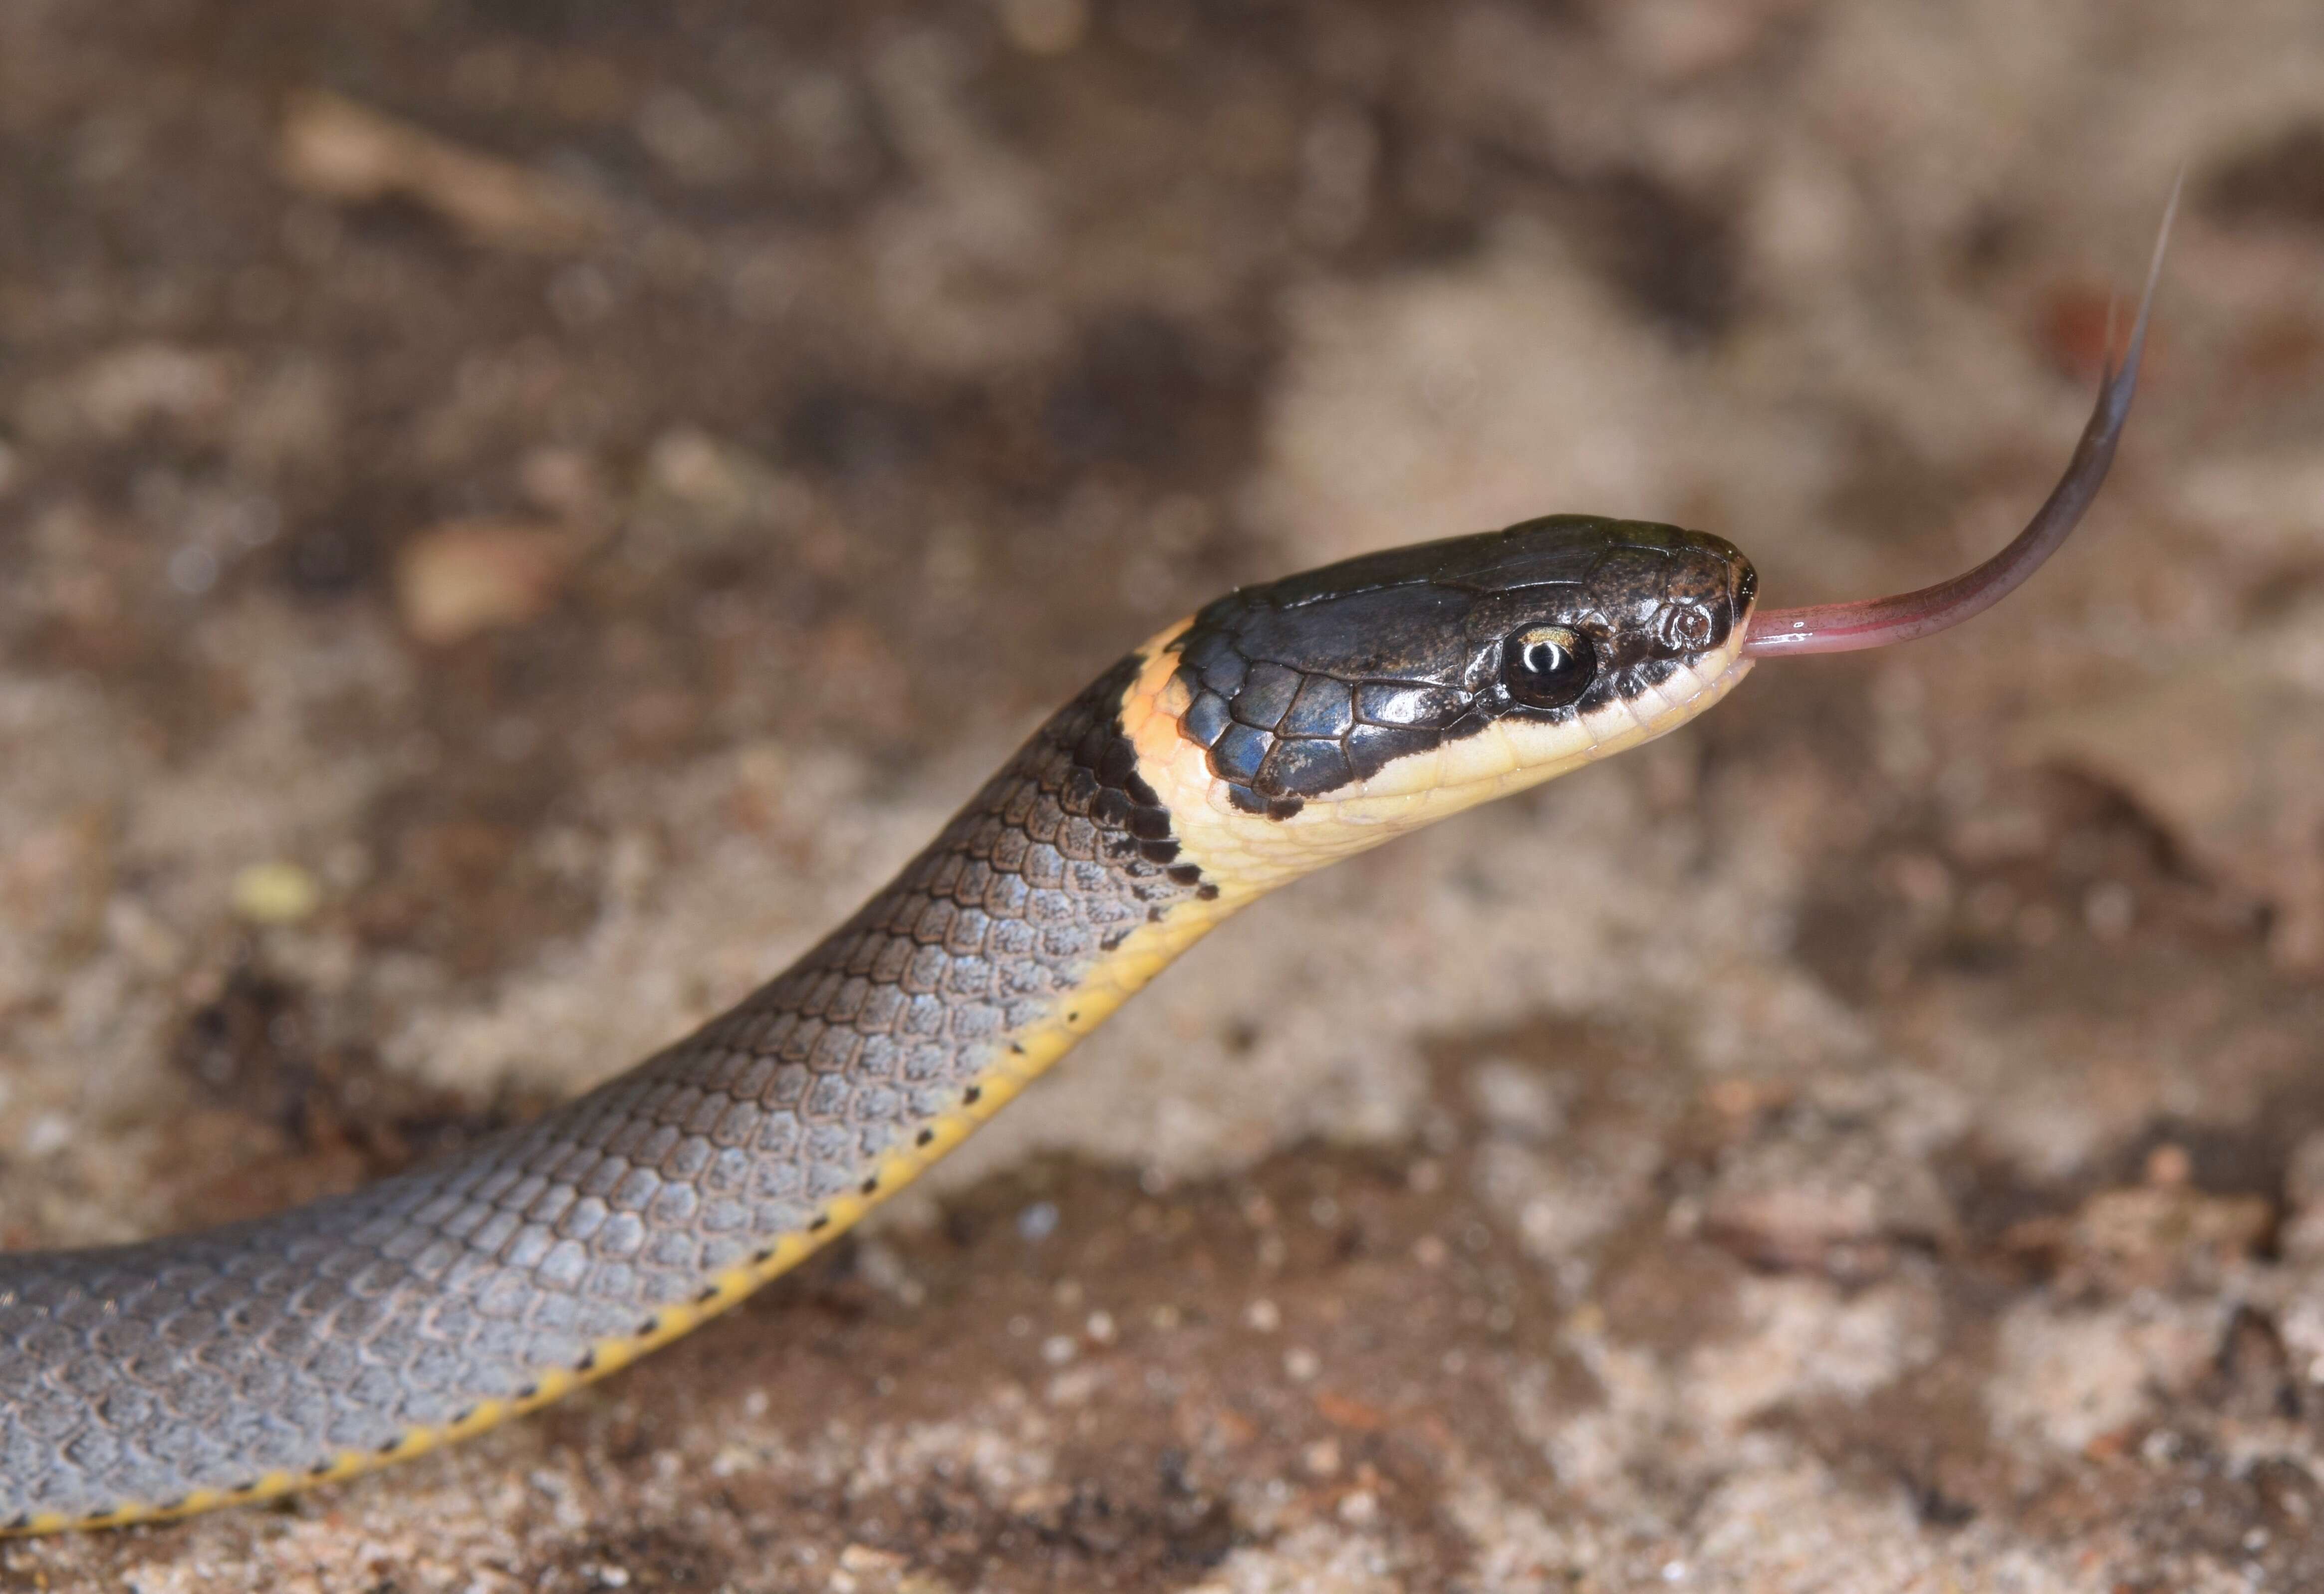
<box><xmin>1162</xmin><ymin>516</ymin><xmax>1758</xmax><ymax>823</ymax></box>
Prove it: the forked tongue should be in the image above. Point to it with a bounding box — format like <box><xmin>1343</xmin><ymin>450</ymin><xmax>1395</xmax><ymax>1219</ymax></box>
<box><xmin>1743</xmin><ymin>180</ymin><xmax>2178</xmax><ymax>659</ymax></box>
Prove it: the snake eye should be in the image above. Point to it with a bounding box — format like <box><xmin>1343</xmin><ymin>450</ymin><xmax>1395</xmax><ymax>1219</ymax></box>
<box><xmin>1501</xmin><ymin>625</ymin><xmax>1596</xmax><ymax>710</ymax></box>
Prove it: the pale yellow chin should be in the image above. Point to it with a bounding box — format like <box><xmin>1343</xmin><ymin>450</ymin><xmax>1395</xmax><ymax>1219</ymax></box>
<box><xmin>1118</xmin><ymin>621</ymin><xmax>1755</xmax><ymax>900</ymax></box>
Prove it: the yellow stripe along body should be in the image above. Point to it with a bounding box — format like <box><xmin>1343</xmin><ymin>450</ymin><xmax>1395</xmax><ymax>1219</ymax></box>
<box><xmin>0</xmin><ymin>517</ymin><xmax>1756</xmax><ymax>1534</ymax></box>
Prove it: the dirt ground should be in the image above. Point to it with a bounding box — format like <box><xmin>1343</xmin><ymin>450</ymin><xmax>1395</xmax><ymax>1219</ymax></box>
<box><xmin>5</xmin><ymin>1</ymin><xmax>2324</xmax><ymax>1589</ymax></box>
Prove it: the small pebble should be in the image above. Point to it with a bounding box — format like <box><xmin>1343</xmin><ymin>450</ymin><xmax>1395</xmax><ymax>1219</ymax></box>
<box><xmin>394</xmin><ymin>517</ymin><xmax>572</xmax><ymax>645</ymax></box>
<box><xmin>231</xmin><ymin>860</ymin><xmax>322</xmax><ymax>924</ymax></box>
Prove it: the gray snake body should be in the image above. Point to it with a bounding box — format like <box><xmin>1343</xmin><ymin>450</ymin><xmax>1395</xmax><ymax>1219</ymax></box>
<box><xmin>1</xmin><ymin>652</ymin><xmax>1208</xmax><ymax>1529</ymax></box>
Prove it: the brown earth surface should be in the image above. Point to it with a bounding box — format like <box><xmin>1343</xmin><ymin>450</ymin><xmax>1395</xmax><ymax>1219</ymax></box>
<box><xmin>6</xmin><ymin>2</ymin><xmax>2324</xmax><ymax>1590</ymax></box>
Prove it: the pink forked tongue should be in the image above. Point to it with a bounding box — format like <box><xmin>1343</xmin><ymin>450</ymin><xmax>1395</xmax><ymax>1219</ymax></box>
<box><xmin>1742</xmin><ymin>181</ymin><xmax>2179</xmax><ymax>659</ymax></box>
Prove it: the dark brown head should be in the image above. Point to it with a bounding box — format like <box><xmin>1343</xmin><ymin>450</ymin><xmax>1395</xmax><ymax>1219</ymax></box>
<box><xmin>1166</xmin><ymin>516</ymin><xmax>1756</xmax><ymax>820</ymax></box>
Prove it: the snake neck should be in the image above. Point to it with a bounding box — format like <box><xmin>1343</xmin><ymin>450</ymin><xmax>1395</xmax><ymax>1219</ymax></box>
<box><xmin>0</xmin><ymin>635</ymin><xmax>1245</xmax><ymax>1534</ymax></box>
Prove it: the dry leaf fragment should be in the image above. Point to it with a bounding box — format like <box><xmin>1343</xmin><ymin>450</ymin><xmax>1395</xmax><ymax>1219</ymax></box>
<box><xmin>279</xmin><ymin>89</ymin><xmax>605</xmax><ymax>252</ymax></box>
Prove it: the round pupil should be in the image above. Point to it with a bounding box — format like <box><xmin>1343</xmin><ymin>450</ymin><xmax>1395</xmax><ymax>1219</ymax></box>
<box><xmin>1503</xmin><ymin>624</ymin><xmax>1595</xmax><ymax>709</ymax></box>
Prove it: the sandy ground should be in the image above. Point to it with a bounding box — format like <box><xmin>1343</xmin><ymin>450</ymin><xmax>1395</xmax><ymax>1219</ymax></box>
<box><xmin>6</xmin><ymin>1</ymin><xmax>2324</xmax><ymax>1589</ymax></box>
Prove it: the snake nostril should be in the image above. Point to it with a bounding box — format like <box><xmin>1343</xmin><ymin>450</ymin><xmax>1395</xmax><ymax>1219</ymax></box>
<box><xmin>1658</xmin><ymin>605</ymin><xmax>1713</xmax><ymax>651</ymax></box>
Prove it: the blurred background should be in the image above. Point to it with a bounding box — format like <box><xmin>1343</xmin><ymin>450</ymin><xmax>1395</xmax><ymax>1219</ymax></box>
<box><xmin>4</xmin><ymin>2</ymin><xmax>2324</xmax><ymax>1589</ymax></box>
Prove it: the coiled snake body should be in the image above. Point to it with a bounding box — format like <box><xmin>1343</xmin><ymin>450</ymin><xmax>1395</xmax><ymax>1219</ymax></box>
<box><xmin>0</xmin><ymin>216</ymin><xmax>2167</xmax><ymax>1534</ymax></box>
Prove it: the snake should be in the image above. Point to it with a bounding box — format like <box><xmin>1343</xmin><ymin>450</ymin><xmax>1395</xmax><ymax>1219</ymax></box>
<box><xmin>0</xmin><ymin>209</ymin><xmax>2170</xmax><ymax>1536</ymax></box>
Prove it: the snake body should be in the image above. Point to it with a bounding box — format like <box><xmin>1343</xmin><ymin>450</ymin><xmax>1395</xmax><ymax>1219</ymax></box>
<box><xmin>0</xmin><ymin>182</ymin><xmax>2173</xmax><ymax>1530</ymax></box>
<box><xmin>0</xmin><ymin>517</ymin><xmax>1757</xmax><ymax>1532</ymax></box>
